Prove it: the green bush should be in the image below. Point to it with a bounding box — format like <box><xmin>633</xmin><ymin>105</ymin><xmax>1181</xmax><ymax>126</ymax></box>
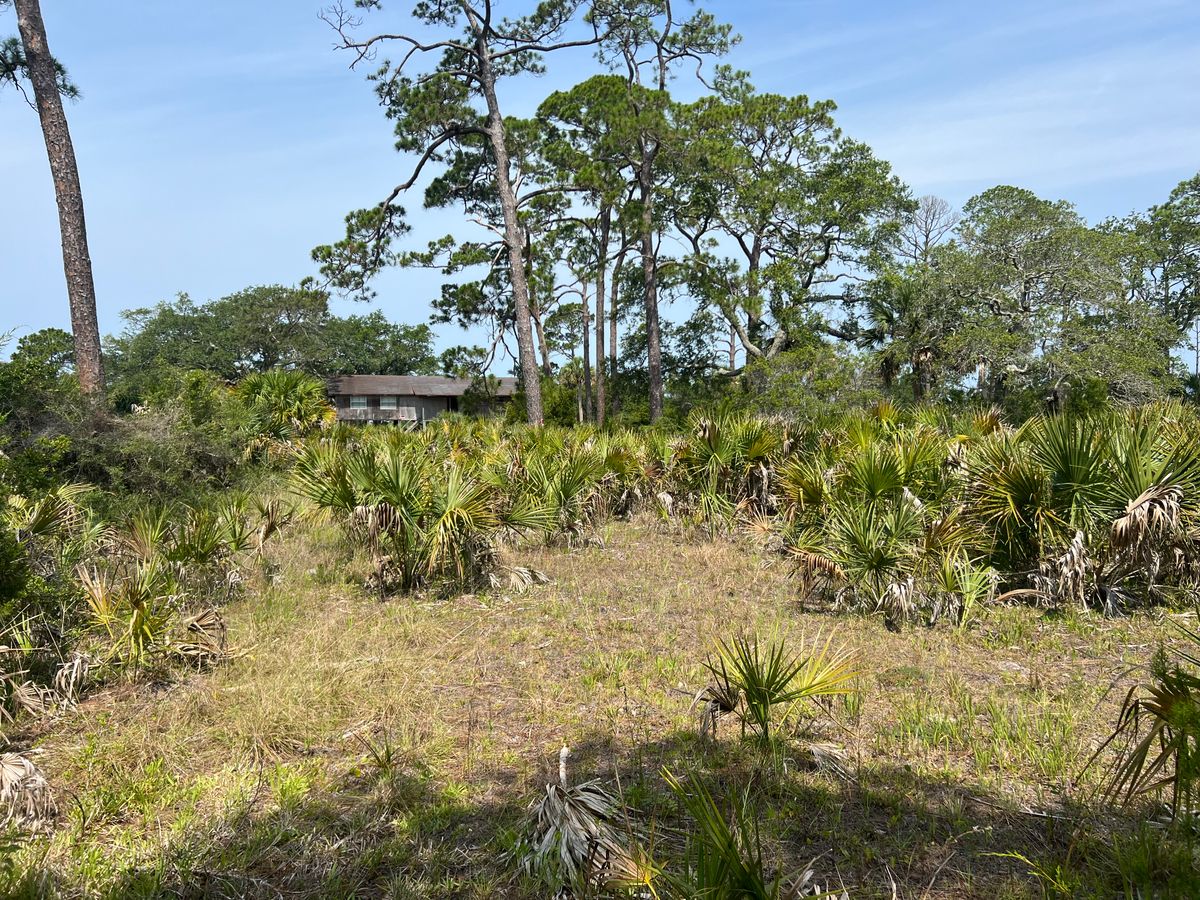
<box><xmin>0</xmin><ymin>527</ymin><xmax>30</xmax><ymax>625</ymax></box>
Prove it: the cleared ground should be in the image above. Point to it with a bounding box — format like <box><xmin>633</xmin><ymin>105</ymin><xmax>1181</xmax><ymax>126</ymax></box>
<box><xmin>5</xmin><ymin>522</ymin><xmax>1195</xmax><ymax>898</ymax></box>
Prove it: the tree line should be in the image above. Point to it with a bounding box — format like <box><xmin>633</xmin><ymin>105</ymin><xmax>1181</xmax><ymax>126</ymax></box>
<box><xmin>312</xmin><ymin>0</ymin><xmax>1200</xmax><ymax>425</ymax></box>
<box><xmin>6</xmin><ymin>0</ymin><xmax>1200</xmax><ymax>427</ymax></box>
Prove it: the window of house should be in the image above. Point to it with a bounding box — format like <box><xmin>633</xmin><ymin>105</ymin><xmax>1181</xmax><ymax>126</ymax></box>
<box><xmin>379</xmin><ymin>396</ymin><xmax>398</xmax><ymax>410</ymax></box>
<box><xmin>398</xmin><ymin>406</ymin><xmax>417</xmax><ymax>421</ymax></box>
<box><xmin>349</xmin><ymin>396</ymin><xmax>368</xmax><ymax>410</ymax></box>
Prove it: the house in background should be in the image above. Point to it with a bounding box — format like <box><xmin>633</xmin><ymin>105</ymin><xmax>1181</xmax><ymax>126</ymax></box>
<box><xmin>326</xmin><ymin>375</ymin><xmax>518</xmax><ymax>425</ymax></box>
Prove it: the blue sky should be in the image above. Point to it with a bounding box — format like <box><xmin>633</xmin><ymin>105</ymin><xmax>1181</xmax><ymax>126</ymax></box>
<box><xmin>2</xmin><ymin>0</ymin><xmax>1198</xmax><ymax>359</ymax></box>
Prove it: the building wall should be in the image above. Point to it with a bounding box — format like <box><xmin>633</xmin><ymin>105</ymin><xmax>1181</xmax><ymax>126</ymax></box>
<box><xmin>331</xmin><ymin>392</ymin><xmax>512</xmax><ymax>424</ymax></box>
<box><xmin>332</xmin><ymin>394</ymin><xmax>455</xmax><ymax>424</ymax></box>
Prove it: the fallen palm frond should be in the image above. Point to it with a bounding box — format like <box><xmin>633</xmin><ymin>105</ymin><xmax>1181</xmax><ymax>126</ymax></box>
<box><xmin>2</xmin><ymin>653</ymin><xmax>91</xmax><ymax>722</ymax></box>
<box><xmin>172</xmin><ymin>608</ymin><xmax>230</xmax><ymax>663</ymax></box>
<box><xmin>515</xmin><ymin>746</ymin><xmax>644</xmax><ymax>897</ymax></box>
<box><xmin>798</xmin><ymin>741</ymin><xmax>853</xmax><ymax>782</ymax></box>
<box><xmin>10</xmin><ymin>680</ymin><xmax>53</xmax><ymax>717</ymax></box>
<box><xmin>490</xmin><ymin>565</ymin><xmax>550</xmax><ymax>593</ymax></box>
<box><xmin>0</xmin><ymin>753</ymin><xmax>56</xmax><ymax>829</ymax></box>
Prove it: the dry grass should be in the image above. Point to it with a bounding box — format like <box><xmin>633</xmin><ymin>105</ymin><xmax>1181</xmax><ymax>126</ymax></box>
<box><xmin>2</xmin><ymin>521</ymin><xmax>1195</xmax><ymax>898</ymax></box>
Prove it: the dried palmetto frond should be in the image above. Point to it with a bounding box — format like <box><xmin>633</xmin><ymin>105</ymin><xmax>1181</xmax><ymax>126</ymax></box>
<box><xmin>784</xmin><ymin>861</ymin><xmax>851</xmax><ymax>900</ymax></box>
<box><xmin>516</xmin><ymin>746</ymin><xmax>643</xmax><ymax>897</ymax></box>
<box><xmin>742</xmin><ymin>512</ymin><xmax>780</xmax><ymax>548</ymax></box>
<box><xmin>254</xmin><ymin>496</ymin><xmax>294</xmax><ymax>554</ymax></box>
<box><xmin>788</xmin><ymin>548</ymin><xmax>845</xmax><ymax>584</ymax></box>
<box><xmin>1113</xmin><ymin>484</ymin><xmax>1183</xmax><ymax>552</ymax></box>
<box><xmin>10</xmin><ymin>680</ymin><xmax>53</xmax><ymax>718</ymax></box>
<box><xmin>172</xmin><ymin>608</ymin><xmax>229</xmax><ymax>662</ymax></box>
<box><xmin>351</xmin><ymin>502</ymin><xmax>402</xmax><ymax>553</ymax></box>
<box><xmin>489</xmin><ymin>566</ymin><xmax>550</xmax><ymax>592</ymax></box>
<box><xmin>0</xmin><ymin>753</ymin><xmax>57</xmax><ymax>828</ymax></box>
<box><xmin>796</xmin><ymin>741</ymin><xmax>853</xmax><ymax>782</ymax></box>
<box><xmin>881</xmin><ymin>576</ymin><xmax>916</xmax><ymax>631</ymax></box>
<box><xmin>943</xmin><ymin>439</ymin><xmax>970</xmax><ymax>476</ymax></box>
<box><xmin>1036</xmin><ymin>530</ymin><xmax>1093</xmax><ymax>609</ymax></box>
<box><xmin>1112</xmin><ymin>484</ymin><xmax>1184</xmax><ymax>593</ymax></box>
<box><xmin>52</xmin><ymin>654</ymin><xmax>90</xmax><ymax>704</ymax></box>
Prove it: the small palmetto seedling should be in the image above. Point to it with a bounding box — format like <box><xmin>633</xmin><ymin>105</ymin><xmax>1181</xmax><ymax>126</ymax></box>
<box><xmin>76</xmin><ymin>557</ymin><xmax>178</xmax><ymax>670</ymax></box>
<box><xmin>661</xmin><ymin>769</ymin><xmax>844</xmax><ymax>899</ymax></box>
<box><xmin>714</xmin><ymin>632</ymin><xmax>856</xmax><ymax>747</ymax></box>
<box><xmin>694</xmin><ymin>652</ymin><xmax>742</xmax><ymax>742</ymax></box>
<box><xmin>1090</xmin><ymin>624</ymin><xmax>1200</xmax><ymax>823</ymax></box>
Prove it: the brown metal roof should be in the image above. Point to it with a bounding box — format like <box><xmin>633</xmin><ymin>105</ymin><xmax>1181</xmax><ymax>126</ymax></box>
<box><xmin>326</xmin><ymin>375</ymin><xmax>519</xmax><ymax>398</ymax></box>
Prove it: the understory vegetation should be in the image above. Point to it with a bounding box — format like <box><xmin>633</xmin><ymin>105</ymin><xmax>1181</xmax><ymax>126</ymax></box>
<box><xmin>5</xmin><ymin>389</ymin><xmax>1200</xmax><ymax>898</ymax></box>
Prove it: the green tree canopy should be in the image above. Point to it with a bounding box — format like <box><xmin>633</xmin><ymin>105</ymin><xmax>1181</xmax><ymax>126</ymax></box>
<box><xmin>105</xmin><ymin>284</ymin><xmax>437</xmax><ymax>407</ymax></box>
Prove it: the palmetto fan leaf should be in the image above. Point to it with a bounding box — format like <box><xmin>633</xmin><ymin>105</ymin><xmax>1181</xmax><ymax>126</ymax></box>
<box><xmin>423</xmin><ymin>468</ymin><xmax>502</xmax><ymax>584</ymax></box>
<box><xmin>967</xmin><ymin>431</ymin><xmax>1058</xmax><ymax>568</ymax></box>
<box><xmin>841</xmin><ymin>443</ymin><xmax>904</xmax><ymax>505</ymax></box>
<box><xmin>3</xmin><ymin>482</ymin><xmax>90</xmax><ymax>542</ymax></box>
<box><xmin>825</xmin><ymin>502</ymin><xmax>912</xmax><ymax>602</ymax></box>
<box><xmin>290</xmin><ymin>442</ymin><xmax>359</xmax><ymax>515</ymax></box>
<box><xmin>891</xmin><ymin>425</ymin><xmax>948</xmax><ymax>499</ymax></box>
<box><xmin>777</xmin><ymin>457</ymin><xmax>831</xmax><ymax>520</ymax></box>
<box><xmin>1024</xmin><ymin>414</ymin><xmax>1110</xmax><ymax>534</ymax></box>
<box><xmin>1092</xmin><ymin>625</ymin><xmax>1200</xmax><ymax>821</ymax></box>
<box><xmin>714</xmin><ymin>631</ymin><xmax>856</xmax><ymax>746</ymax></box>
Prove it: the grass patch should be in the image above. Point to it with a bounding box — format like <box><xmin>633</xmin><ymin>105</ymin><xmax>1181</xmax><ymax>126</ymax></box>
<box><xmin>4</xmin><ymin>523</ymin><xmax>1196</xmax><ymax>898</ymax></box>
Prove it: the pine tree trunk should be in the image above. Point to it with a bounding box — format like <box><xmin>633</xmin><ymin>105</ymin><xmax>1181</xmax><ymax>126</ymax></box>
<box><xmin>594</xmin><ymin>206</ymin><xmax>609</xmax><ymax>427</ymax></box>
<box><xmin>582</xmin><ymin>290</ymin><xmax>592</xmax><ymax>422</ymax></box>
<box><xmin>638</xmin><ymin>166</ymin><xmax>663</xmax><ymax>423</ymax></box>
<box><xmin>476</xmin><ymin>38</ymin><xmax>542</xmax><ymax>424</ymax></box>
<box><xmin>14</xmin><ymin>0</ymin><xmax>104</xmax><ymax>400</ymax></box>
<box><xmin>530</xmin><ymin>297</ymin><xmax>553</xmax><ymax>377</ymax></box>
<box><xmin>610</xmin><ymin>244</ymin><xmax>624</xmax><ymax>371</ymax></box>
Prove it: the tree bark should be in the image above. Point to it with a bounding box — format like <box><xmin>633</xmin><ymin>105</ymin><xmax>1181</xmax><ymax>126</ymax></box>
<box><xmin>581</xmin><ymin>288</ymin><xmax>592</xmax><ymax>422</ymax></box>
<box><xmin>609</xmin><ymin>241</ymin><xmax>627</xmax><ymax>417</ymax></box>
<box><xmin>530</xmin><ymin>296</ymin><xmax>553</xmax><ymax>376</ymax></box>
<box><xmin>14</xmin><ymin>0</ymin><xmax>104</xmax><ymax>400</ymax></box>
<box><xmin>638</xmin><ymin>168</ymin><xmax>663</xmax><ymax>423</ymax></box>
<box><xmin>475</xmin><ymin>32</ymin><xmax>542</xmax><ymax>423</ymax></box>
<box><xmin>594</xmin><ymin>205</ymin><xmax>610</xmax><ymax>427</ymax></box>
